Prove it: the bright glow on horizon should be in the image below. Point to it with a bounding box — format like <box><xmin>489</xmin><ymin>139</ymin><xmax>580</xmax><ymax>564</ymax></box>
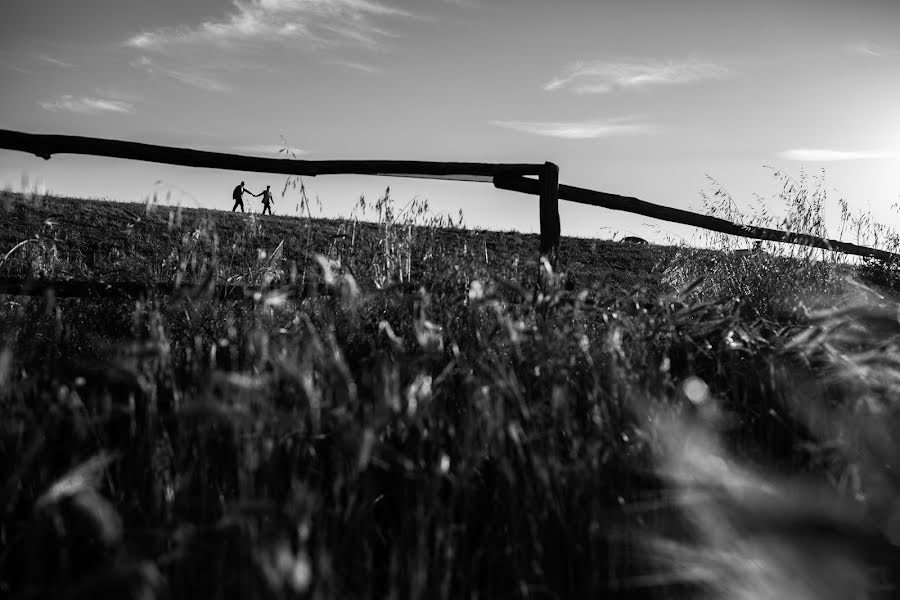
<box><xmin>777</xmin><ymin>149</ymin><xmax>900</xmax><ymax>162</ymax></box>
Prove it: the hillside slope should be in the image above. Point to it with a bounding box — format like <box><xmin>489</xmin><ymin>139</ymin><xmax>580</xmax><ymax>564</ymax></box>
<box><xmin>0</xmin><ymin>191</ymin><xmax>679</xmax><ymax>294</ymax></box>
<box><xmin>4</xmin><ymin>192</ymin><xmax>900</xmax><ymax>599</ymax></box>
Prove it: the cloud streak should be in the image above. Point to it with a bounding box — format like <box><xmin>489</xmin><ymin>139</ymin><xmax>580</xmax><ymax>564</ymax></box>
<box><xmin>93</xmin><ymin>87</ymin><xmax>144</xmax><ymax>103</ymax></box>
<box><xmin>845</xmin><ymin>42</ymin><xmax>899</xmax><ymax>57</ymax></box>
<box><xmin>131</xmin><ymin>56</ymin><xmax>231</xmax><ymax>92</ymax></box>
<box><xmin>328</xmin><ymin>58</ymin><xmax>382</xmax><ymax>73</ymax></box>
<box><xmin>778</xmin><ymin>148</ymin><xmax>900</xmax><ymax>162</ymax></box>
<box><xmin>39</xmin><ymin>95</ymin><xmax>134</xmax><ymax>115</ymax></box>
<box><xmin>545</xmin><ymin>57</ymin><xmax>730</xmax><ymax>94</ymax></box>
<box><xmin>36</xmin><ymin>54</ymin><xmax>75</xmax><ymax>68</ymax></box>
<box><xmin>126</xmin><ymin>0</ymin><xmax>414</xmax><ymax>51</ymax></box>
<box><xmin>490</xmin><ymin>118</ymin><xmax>660</xmax><ymax>139</ymax></box>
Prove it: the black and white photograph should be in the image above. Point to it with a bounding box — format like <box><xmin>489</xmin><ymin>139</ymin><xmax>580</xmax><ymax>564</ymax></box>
<box><xmin>2</xmin><ymin>0</ymin><xmax>900</xmax><ymax>598</ymax></box>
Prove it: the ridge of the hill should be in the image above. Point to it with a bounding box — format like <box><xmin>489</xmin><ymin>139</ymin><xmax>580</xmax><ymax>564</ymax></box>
<box><xmin>0</xmin><ymin>192</ymin><xmax>679</xmax><ymax>293</ymax></box>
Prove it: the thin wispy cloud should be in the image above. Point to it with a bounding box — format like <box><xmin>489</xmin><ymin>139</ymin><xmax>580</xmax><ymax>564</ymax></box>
<box><xmin>39</xmin><ymin>95</ymin><xmax>134</xmax><ymax>115</ymax></box>
<box><xmin>36</xmin><ymin>54</ymin><xmax>75</xmax><ymax>68</ymax></box>
<box><xmin>126</xmin><ymin>0</ymin><xmax>415</xmax><ymax>52</ymax></box>
<box><xmin>778</xmin><ymin>148</ymin><xmax>900</xmax><ymax>162</ymax></box>
<box><xmin>131</xmin><ymin>56</ymin><xmax>231</xmax><ymax>92</ymax></box>
<box><xmin>93</xmin><ymin>87</ymin><xmax>144</xmax><ymax>103</ymax></box>
<box><xmin>845</xmin><ymin>41</ymin><xmax>899</xmax><ymax>57</ymax></box>
<box><xmin>545</xmin><ymin>57</ymin><xmax>730</xmax><ymax>94</ymax></box>
<box><xmin>490</xmin><ymin>118</ymin><xmax>660</xmax><ymax>139</ymax></box>
<box><xmin>439</xmin><ymin>0</ymin><xmax>480</xmax><ymax>7</ymax></box>
<box><xmin>329</xmin><ymin>58</ymin><xmax>382</xmax><ymax>73</ymax></box>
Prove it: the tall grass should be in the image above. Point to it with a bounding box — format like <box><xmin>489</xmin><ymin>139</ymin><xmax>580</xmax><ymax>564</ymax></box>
<box><xmin>643</xmin><ymin>168</ymin><xmax>900</xmax><ymax>598</ymax></box>
<box><xmin>2</xmin><ymin>174</ymin><xmax>900</xmax><ymax>599</ymax></box>
<box><xmin>660</xmin><ymin>168</ymin><xmax>899</xmax><ymax>320</ymax></box>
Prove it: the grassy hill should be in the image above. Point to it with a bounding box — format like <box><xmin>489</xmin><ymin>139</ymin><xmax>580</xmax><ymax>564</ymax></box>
<box><xmin>2</xmin><ymin>189</ymin><xmax>899</xmax><ymax>599</ymax></box>
<box><xmin>0</xmin><ymin>191</ymin><xmax>677</xmax><ymax>294</ymax></box>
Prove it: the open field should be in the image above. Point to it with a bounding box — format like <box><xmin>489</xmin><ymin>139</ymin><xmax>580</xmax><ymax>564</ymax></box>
<box><xmin>0</xmin><ymin>192</ymin><xmax>675</xmax><ymax>292</ymax></box>
<box><xmin>2</xmin><ymin>189</ymin><xmax>900</xmax><ymax>599</ymax></box>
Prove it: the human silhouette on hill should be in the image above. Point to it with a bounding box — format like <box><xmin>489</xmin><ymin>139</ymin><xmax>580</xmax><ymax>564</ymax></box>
<box><xmin>255</xmin><ymin>185</ymin><xmax>274</xmax><ymax>215</ymax></box>
<box><xmin>231</xmin><ymin>181</ymin><xmax>252</xmax><ymax>212</ymax></box>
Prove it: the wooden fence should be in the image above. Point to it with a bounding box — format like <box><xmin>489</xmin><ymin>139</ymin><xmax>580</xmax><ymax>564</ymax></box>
<box><xmin>492</xmin><ymin>175</ymin><xmax>900</xmax><ymax>263</ymax></box>
<box><xmin>1</xmin><ymin>127</ymin><xmax>898</xmax><ymax>300</ymax></box>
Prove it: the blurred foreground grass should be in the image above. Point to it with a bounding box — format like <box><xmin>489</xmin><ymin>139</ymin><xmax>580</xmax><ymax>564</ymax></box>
<box><xmin>2</xmin><ymin>183</ymin><xmax>900</xmax><ymax>599</ymax></box>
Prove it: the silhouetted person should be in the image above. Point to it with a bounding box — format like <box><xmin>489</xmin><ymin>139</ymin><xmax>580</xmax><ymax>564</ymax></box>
<box><xmin>255</xmin><ymin>185</ymin><xmax>274</xmax><ymax>215</ymax></box>
<box><xmin>232</xmin><ymin>181</ymin><xmax>251</xmax><ymax>212</ymax></box>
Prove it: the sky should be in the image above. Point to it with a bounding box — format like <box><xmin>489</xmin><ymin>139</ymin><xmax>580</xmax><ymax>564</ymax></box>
<box><xmin>2</xmin><ymin>0</ymin><xmax>900</xmax><ymax>245</ymax></box>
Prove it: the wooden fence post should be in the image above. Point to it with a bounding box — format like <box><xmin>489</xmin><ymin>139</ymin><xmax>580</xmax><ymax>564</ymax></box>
<box><xmin>539</xmin><ymin>161</ymin><xmax>560</xmax><ymax>265</ymax></box>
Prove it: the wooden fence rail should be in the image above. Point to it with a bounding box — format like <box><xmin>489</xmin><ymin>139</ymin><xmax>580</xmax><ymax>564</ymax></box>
<box><xmin>0</xmin><ymin>129</ymin><xmax>547</xmax><ymax>178</ymax></box>
<box><xmin>2</xmin><ymin>128</ymin><xmax>897</xmax><ymax>264</ymax></box>
<box><xmin>492</xmin><ymin>175</ymin><xmax>900</xmax><ymax>263</ymax></box>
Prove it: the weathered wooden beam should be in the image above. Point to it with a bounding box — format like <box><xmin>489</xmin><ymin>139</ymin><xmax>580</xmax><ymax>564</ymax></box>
<box><xmin>493</xmin><ymin>174</ymin><xmax>900</xmax><ymax>263</ymax></box>
<box><xmin>538</xmin><ymin>162</ymin><xmax>561</xmax><ymax>263</ymax></box>
<box><xmin>0</xmin><ymin>129</ymin><xmax>545</xmax><ymax>179</ymax></box>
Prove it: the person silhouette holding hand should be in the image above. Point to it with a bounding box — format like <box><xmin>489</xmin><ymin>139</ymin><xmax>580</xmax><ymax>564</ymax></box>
<box><xmin>255</xmin><ymin>185</ymin><xmax>274</xmax><ymax>216</ymax></box>
<box><xmin>232</xmin><ymin>181</ymin><xmax>252</xmax><ymax>212</ymax></box>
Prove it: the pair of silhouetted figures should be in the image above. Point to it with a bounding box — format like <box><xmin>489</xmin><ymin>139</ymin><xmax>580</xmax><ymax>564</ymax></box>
<box><xmin>232</xmin><ymin>181</ymin><xmax>274</xmax><ymax>215</ymax></box>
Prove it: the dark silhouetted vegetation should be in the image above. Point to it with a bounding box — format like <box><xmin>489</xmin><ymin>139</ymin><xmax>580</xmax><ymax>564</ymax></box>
<box><xmin>3</xmin><ymin>178</ymin><xmax>900</xmax><ymax>599</ymax></box>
